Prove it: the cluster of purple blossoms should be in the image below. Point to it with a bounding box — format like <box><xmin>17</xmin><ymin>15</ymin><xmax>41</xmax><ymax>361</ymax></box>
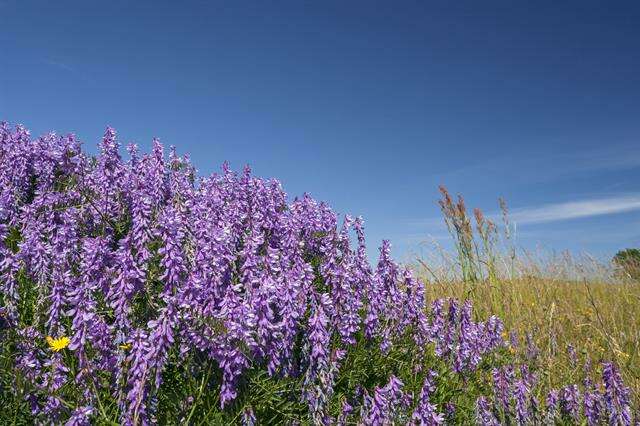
<box><xmin>0</xmin><ymin>123</ymin><xmax>635</xmax><ymax>424</ymax></box>
<box><xmin>360</xmin><ymin>375</ymin><xmax>411</xmax><ymax>425</ymax></box>
<box><xmin>412</xmin><ymin>370</ymin><xmax>444</xmax><ymax>425</ymax></box>
<box><xmin>476</xmin><ymin>360</ymin><xmax>634</xmax><ymax>425</ymax></box>
<box><xmin>427</xmin><ymin>298</ymin><xmax>504</xmax><ymax>374</ymax></box>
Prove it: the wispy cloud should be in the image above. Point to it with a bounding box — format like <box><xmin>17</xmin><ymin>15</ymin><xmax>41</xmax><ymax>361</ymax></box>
<box><xmin>433</xmin><ymin>144</ymin><xmax>640</xmax><ymax>188</ymax></box>
<box><xmin>43</xmin><ymin>59</ymin><xmax>94</xmax><ymax>83</ymax></box>
<box><xmin>566</xmin><ymin>148</ymin><xmax>640</xmax><ymax>174</ymax></box>
<box><xmin>45</xmin><ymin>60</ymin><xmax>75</xmax><ymax>73</ymax></box>
<box><xmin>515</xmin><ymin>221</ymin><xmax>640</xmax><ymax>244</ymax></box>
<box><xmin>510</xmin><ymin>194</ymin><xmax>640</xmax><ymax>225</ymax></box>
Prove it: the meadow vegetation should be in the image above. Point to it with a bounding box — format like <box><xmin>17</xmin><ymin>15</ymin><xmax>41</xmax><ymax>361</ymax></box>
<box><xmin>413</xmin><ymin>186</ymin><xmax>640</xmax><ymax>412</ymax></box>
<box><xmin>0</xmin><ymin>124</ymin><xmax>636</xmax><ymax>424</ymax></box>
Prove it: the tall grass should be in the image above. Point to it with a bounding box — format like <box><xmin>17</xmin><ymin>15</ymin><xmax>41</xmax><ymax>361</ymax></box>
<box><xmin>415</xmin><ymin>186</ymin><xmax>640</xmax><ymax>409</ymax></box>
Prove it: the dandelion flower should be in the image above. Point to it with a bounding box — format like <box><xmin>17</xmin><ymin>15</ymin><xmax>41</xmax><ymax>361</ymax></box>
<box><xmin>46</xmin><ymin>336</ymin><xmax>70</xmax><ymax>352</ymax></box>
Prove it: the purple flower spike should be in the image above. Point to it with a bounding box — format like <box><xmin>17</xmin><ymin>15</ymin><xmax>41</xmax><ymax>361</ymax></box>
<box><xmin>545</xmin><ymin>389</ymin><xmax>560</xmax><ymax>421</ymax></box>
<box><xmin>65</xmin><ymin>406</ymin><xmax>93</xmax><ymax>426</ymax></box>
<box><xmin>412</xmin><ymin>371</ymin><xmax>444</xmax><ymax>425</ymax></box>
<box><xmin>475</xmin><ymin>397</ymin><xmax>499</xmax><ymax>426</ymax></box>
<box><xmin>602</xmin><ymin>362</ymin><xmax>632</xmax><ymax>425</ymax></box>
<box><xmin>242</xmin><ymin>406</ymin><xmax>257</xmax><ymax>426</ymax></box>
<box><xmin>561</xmin><ymin>384</ymin><xmax>581</xmax><ymax>421</ymax></box>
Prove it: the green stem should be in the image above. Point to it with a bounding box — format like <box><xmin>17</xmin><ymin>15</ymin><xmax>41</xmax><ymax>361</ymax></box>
<box><xmin>185</xmin><ymin>362</ymin><xmax>213</xmax><ymax>425</ymax></box>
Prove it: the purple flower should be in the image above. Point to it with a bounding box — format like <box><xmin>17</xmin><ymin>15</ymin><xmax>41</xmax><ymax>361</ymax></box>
<box><xmin>454</xmin><ymin>300</ymin><xmax>482</xmax><ymax>372</ymax></box>
<box><xmin>492</xmin><ymin>366</ymin><xmax>513</xmax><ymax>415</ymax></box>
<box><xmin>513</xmin><ymin>378</ymin><xmax>530</xmax><ymax>425</ymax></box>
<box><xmin>475</xmin><ymin>397</ymin><xmax>499</xmax><ymax>426</ymax></box>
<box><xmin>157</xmin><ymin>207</ymin><xmax>187</xmax><ymax>299</ymax></box>
<box><xmin>68</xmin><ymin>237</ymin><xmax>110</xmax><ymax>352</ymax></box>
<box><xmin>303</xmin><ymin>293</ymin><xmax>330</xmax><ymax>379</ymax></box>
<box><xmin>561</xmin><ymin>384</ymin><xmax>581</xmax><ymax>421</ymax></box>
<box><xmin>361</xmin><ymin>375</ymin><xmax>408</xmax><ymax>425</ymax></box>
<box><xmin>124</xmin><ymin>328</ymin><xmax>152</xmax><ymax>424</ymax></box>
<box><xmin>444</xmin><ymin>402</ymin><xmax>456</xmax><ymax>421</ymax></box>
<box><xmin>0</xmin><ymin>252</ymin><xmax>20</xmax><ymax>319</ymax></box>
<box><xmin>584</xmin><ymin>389</ymin><xmax>603</xmax><ymax>426</ymax></box>
<box><xmin>429</xmin><ymin>299</ymin><xmax>446</xmax><ymax>356</ymax></box>
<box><xmin>602</xmin><ymin>362</ymin><xmax>632</xmax><ymax>425</ymax></box>
<box><xmin>545</xmin><ymin>389</ymin><xmax>560</xmax><ymax>421</ymax></box>
<box><xmin>43</xmin><ymin>396</ymin><xmax>64</xmax><ymax>421</ymax></box>
<box><xmin>364</xmin><ymin>240</ymin><xmax>400</xmax><ymax>349</ymax></box>
<box><xmin>146</xmin><ymin>300</ymin><xmax>179</xmax><ymax>390</ymax></box>
<box><xmin>412</xmin><ymin>371</ymin><xmax>444</xmax><ymax>425</ymax></box>
<box><xmin>46</xmin><ymin>270</ymin><xmax>67</xmax><ymax>337</ymax></box>
<box><xmin>108</xmin><ymin>235</ymin><xmax>144</xmax><ymax>332</ymax></box>
<box><xmin>337</xmin><ymin>399</ymin><xmax>353</xmax><ymax>426</ymax></box>
<box><xmin>65</xmin><ymin>406</ymin><xmax>93</xmax><ymax>426</ymax></box>
<box><xmin>303</xmin><ymin>297</ymin><xmax>343</xmax><ymax>426</ymax></box>
<box><xmin>443</xmin><ymin>299</ymin><xmax>459</xmax><ymax>357</ymax></box>
<box><xmin>242</xmin><ymin>406</ymin><xmax>257</xmax><ymax>426</ymax></box>
<box><xmin>483</xmin><ymin>316</ymin><xmax>504</xmax><ymax>350</ymax></box>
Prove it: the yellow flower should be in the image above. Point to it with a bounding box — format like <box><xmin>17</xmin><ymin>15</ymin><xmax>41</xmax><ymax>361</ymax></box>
<box><xmin>119</xmin><ymin>343</ymin><xmax>131</xmax><ymax>351</ymax></box>
<box><xmin>46</xmin><ymin>336</ymin><xmax>70</xmax><ymax>352</ymax></box>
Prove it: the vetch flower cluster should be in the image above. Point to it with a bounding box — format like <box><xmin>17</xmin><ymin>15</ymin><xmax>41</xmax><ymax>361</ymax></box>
<box><xmin>0</xmin><ymin>123</ymin><xmax>635</xmax><ymax>424</ymax></box>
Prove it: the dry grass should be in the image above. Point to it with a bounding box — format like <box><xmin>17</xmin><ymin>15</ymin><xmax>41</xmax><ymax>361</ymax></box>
<box><xmin>417</xmin><ymin>274</ymin><xmax>640</xmax><ymax>408</ymax></box>
<box><xmin>413</xmin><ymin>186</ymin><xmax>640</xmax><ymax>409</ymax></box>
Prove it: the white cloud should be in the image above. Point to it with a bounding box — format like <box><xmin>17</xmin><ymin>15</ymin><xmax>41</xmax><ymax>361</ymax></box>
<box><xmin>510</xmin><ymin>194</ymin><xmax>640</xmax><ymax>225</ymax></box>
<box><xmin>43</xmin><ymin>59</ymin><xmax>94</xmax><ymax>84</ymax></box>
<box><xmin>433</xmin><ymin>145</ymin><xmax>640</xmax><ymax>188</ymax></box>
<box><xmin>44</xmin><ymin>60</ymin><xmax>75</xmax><ymax>73</ymax></box>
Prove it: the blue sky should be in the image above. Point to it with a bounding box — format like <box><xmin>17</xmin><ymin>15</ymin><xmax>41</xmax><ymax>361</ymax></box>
<box><xmin>1</xmin><ymin>1</ymin><xmax>639</xmax><ymax>260</ymax></box>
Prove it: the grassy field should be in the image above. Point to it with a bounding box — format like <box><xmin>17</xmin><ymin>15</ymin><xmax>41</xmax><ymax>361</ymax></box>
<box><xmin>414</xmin><ymin>274</ymin><xmax>640</xmax><ymax>409</ymax></box>
<box><xmin>413</xmin><ymin>185</ymin><xmax>640</xmax><ymax>410</ymax></box>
